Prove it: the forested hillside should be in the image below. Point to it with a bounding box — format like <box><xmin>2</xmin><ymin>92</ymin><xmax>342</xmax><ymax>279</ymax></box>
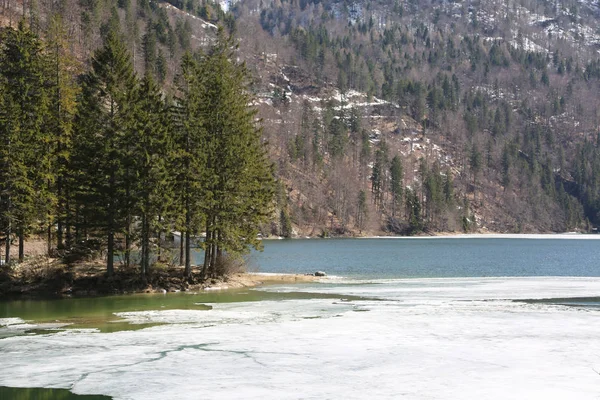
<box><xmin>2</xmin><ymin>0</ymin><xmax>600</xmax><ymax>239</ymax></box>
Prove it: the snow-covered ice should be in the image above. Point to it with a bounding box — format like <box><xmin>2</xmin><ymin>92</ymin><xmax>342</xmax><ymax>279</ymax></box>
<box><xmin>1</xmin><ymin>277</ymin><xmax>599</xmax><ymax>399</ymax></box>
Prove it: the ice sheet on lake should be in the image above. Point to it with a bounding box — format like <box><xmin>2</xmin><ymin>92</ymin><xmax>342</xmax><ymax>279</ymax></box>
<box><xmin>276</xmin><ymin>276</ymin><xmax>600</xmax><ymax>301</ymax></box>
<box><xmin>1</xmin><ymin>277</ymin><xmax>600</xmax><ymax>399</ymax></box>
<box><xmin>0</xmin><ymin>317</ymin><xmax>73</xmax><ymax>338</ymax></box>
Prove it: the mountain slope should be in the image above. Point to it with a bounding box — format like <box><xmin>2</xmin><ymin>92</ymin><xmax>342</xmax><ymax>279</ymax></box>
<box><xmin>2</xmin><ymin>0</ymin><xmax>600</xmax><ymax>235</ymax></box>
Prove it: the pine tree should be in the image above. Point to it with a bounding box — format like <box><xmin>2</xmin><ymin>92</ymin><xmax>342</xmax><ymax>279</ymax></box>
<box><xmin>279</xmin><ymin>209</ymin><xmax>292</xmax><ymax>238</ymax></box>
<box><xmin>470</xmin><ymin>144</ymin><xmax>482</xmax><ymax>200</ymax></box>
<box><xmin>192</xmin><ymin>29</ymin><xmax>275</xmax><ymax>279</ymax></box>
<box><xmin>45</xmin><ymin>15</ymin><xmax>80</xmax><ymax>252</ymax></box>
<box><xmin>0</xmin><ymin>22</ymin><xmax>48</xmax><ymax>263</ymax></box>
<box><xmin>72</xmin><ymin>28</ymin><xmax>137</xmax><ymax>276</ymax></box>
<box><xmin>142</xmin><ymin>28</ymin><xmax>157</xmax><ymax>76</ymax></box>
<box><xmin>131</xmin><ymin>74</ymin><xmax>172</xmax><ymax>278</ymax></box>
<box><xmin>371</xmin><ymin>142</ymin><xmax>388</xmax><ymax>209</ymax></box>
<box><xmin>156</xmin><ymin>49</ymin><xmax>167</xmax><ymax>83</ymax></box>
<box><xmin>173</xmin><ymin>52</ymin><xmax>210</xmax><ymax>277</ymax></box>
<box><xmin>390</xmin><ymin>155</ymin><xmax>404</xmax><ymax>217</ymax></box>
<box><xmin>443</xmin><ymin>170</ymin><xmax>454</xmax><ymax>205</ymax></box>
<box><xmin>405</xmin><ymin>188</ymin><xmax>423</xmax><ymax>234</ymax></box>
<box><xmin>356</xmin><ymin>190</ymin><xmax>367</xmax><ymax>232</ymax></box>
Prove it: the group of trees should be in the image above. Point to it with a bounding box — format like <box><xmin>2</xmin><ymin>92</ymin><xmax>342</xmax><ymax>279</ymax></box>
<box><xmin>0</xmin><ymin>21</ymin><xmax>274</xmax><ymax>279</ymax></box>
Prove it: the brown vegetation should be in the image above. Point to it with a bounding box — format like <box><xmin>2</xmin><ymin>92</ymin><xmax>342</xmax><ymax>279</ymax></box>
<box><xmin>0</xmin><ymin>252</ymin><xmax>318</xmax><ymax>299</ymax></box>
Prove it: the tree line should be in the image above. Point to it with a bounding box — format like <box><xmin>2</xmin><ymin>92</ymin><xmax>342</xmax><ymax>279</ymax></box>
<box><xmin>0</xmin><ymin>20</ymin><xmax>274</xmax><ymax>279</ymax></box>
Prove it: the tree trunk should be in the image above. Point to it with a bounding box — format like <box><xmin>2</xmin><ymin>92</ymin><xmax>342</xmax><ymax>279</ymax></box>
<box><xmin>5</xmin><ymin>224</ymin><xmax>10</xmax><ymax>265</ymax></box>
<box><xmin>74</xmin><ymin>204</ymin><xmax>80</xmax><ymax>244</ymax></box>
<box><xmin>47</xmin><ymin>221</ymin><xmax>52</xmax><ymax>255</ymax></box>
<box><xmin>5</xmin><ymin>191</ymin><xmax>10</xmax><ymax>264</ymax></box>
<box><xmin>107</xmin><ymin>171</ymin><xmax>115</xmax><ymax>276</ymax></box>
<box><xmin>140</xmin><ymin>224</ymin><xmax>145</xmax><ymax>279</ymax></box>
<box><xmin>62</xmin><ymin>171</ymin><xmax>69</xmax><ymax>249</ymax></box>
<box><xmin>107</xmin><ymin>230</ymin><xmax>114</xmax><ymax>276</ymax></box>
<box><xmin>210</xmin><ymin>229</ymin><xmax>218</xmax><ymax>278</ymax></box>
<box><xmin>184</xmin><ymin>200</ymin><xmax>191</xmax><ymax>277</ymax></box>
<box><xmin>184</xmin><ymin>230</ymin><xmax>191</xmax><ymax>278</ymax></box>
<box><xmin>215</xmin><ymin>240</ymin><xmax>223</xmax><ymax>278</ymax></box>
<box><xmin>201</xmin><ymin>225</ymin><xmax>211</xmax><ymax>280</ymax></box>
<box><xmin>179</xmin><ymin>230</ymin><xmax>184</xmax><ymax>266</ymax></box>
<box><xmin>125</xmin><ymin>216</ymin><xmax>131</xmax><ymax>269</ymax></box>
<box><xmin>157</xmin><ymin>215</ymin><xmax>162</xmax><ymax>262</ymax></box>
<box><xmin>55</xmin><ymin>51</ymin><xmax>63</xmax><ymax>250</ymax></box>
<box><xmin>141</xmin><ymin>213</ymin><xmax>149</xmax><ymax>281</ymax></box>
<box><xmin>18</xmin><ymin>229</ymin><xmax>24</xmax><ymax>263</ymax></box>
<box><xmin>57</xmin><ymin>190</ymin><xmax>64</xmax><ymax>250</ymax></box>
<box><xmin>144</xmin><ymin>218</ymin><xmax>150</xmax><ymax>278</ymax></box>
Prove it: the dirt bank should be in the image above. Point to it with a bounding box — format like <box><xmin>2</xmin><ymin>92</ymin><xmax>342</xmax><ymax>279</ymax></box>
<box><xmin>0</xmin><ymin>258</ymin><xmax>320</xmax><ymax>300</ymax></box>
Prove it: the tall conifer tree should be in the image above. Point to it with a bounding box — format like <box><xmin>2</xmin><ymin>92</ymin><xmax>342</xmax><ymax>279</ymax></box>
<box><xmin>390</xmin><ymin>155</ymin><xmax>404</xmax><ymax>217</ymax></box>
<box><xmin>45</xmin><ymin>15</ymin><xmax>80</xmax><ymax>252</ymax></box>
<box><xmin>131</xmin><ymin>74</ymin><xmax>172</xmax><ymax>278</ymax></box>
<box><xmin>194</xmin><ymin>29</ymin><xmax>275</xmax><ymax>278</ymax></box>
<box><xmin>72</xmin><ymin>28</ymin><xmax>136</xmax><ymax>275</ymax></box>
<box><xmin>0</xmin><ymin>22</ymin><xmax>48</xmax><ymax>263</ymax></box>
<box><xmin>173</xmin><ymin>52</ymin><xmax>209</xmax><ymax>277</ymax></box>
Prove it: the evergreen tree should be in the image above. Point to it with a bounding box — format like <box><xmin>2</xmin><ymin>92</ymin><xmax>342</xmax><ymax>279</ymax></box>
<box><xmin>279</xmin><ymin>209</ymin><xmax>292</xmax><ymax>238</ymax></box>
<box><xmin>443</xmin><ymin>170</ymin><xmax>454</xmax><ymax>205</ymax></box>
<box><xmin>470</xmin><ymin>144</ymin><xmax>482</xmax><ymax>200</ymax></box>
<box><xmin>131</xmin><ymin>74</ymin><xmax>172</xmax><ymax>278</ymax></box>
<box><xmin>0</xmin><ymin>22</ymin><xmax>48</xmax><ymax>263</ymax></box>
<box><xmin>142</xmin><ymin>28</ymin><xmax>157</xmax><ymax>76</ymax></box>
<box><xmin>371</xmin><ymin>153</ymin><xmax>383</xmax><ymax>207</ymax></box>
<box><xmin>390</xmin><ymin>155</ymin><xmax>403</xmax><ymax>217</ymax></box>
<box><xmin>405</xmin><ymin>188</ymin><xmax>423</xmax><ymax>234</ymax></box>
<box><xmin>424</xmin><ymin>162</ymin><xmax>443</xmax><ymax>225</ymax></box>
<box><xmin>173</xmin><ymin>52</ymin><xmax>210</xmax><ymax>277</ymax></box>
<box><xmin>46</xmin><ymin>15</ymin><xmax>80</xmax><ymax>252</ymax></box>
<box><xmin>356</xmin><ymin>189</ymin><xmax>367</xmax><ymax>232</ymax></box>
<box><xmin>501</xmin><ymin>145</ymin><xmax>511</xmax><ymax>190</ymax></box>
<box><xmin>72</xmin><ymin>28</ymin><xmax>137</xmax><ymax>276</ymax></box>
<box><xmin>156</xmin><ymin>49</ymin><xmax>167</xmax><ymax>83</ymax></box>
<box><xmin>192</xmin><ymin>29</ymin><xmax>275</xmax><ymax>278</ymax></box>
<box><xmin>371</xmin><ymin>142</ymin><xmax>388</xmax><ymax>209</ymax></box>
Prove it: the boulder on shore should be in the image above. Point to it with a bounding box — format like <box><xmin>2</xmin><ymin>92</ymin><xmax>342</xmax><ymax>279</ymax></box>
<box><xmin>314</xmin><ymin>271</ymin><xmax>327</xmax><ymax>277</ymax></box>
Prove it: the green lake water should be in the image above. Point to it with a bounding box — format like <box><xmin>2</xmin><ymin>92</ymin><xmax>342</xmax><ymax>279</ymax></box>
<box><xmin>0</xmin><ymin>288</ymin><xmax>362</xmax><ymax>334</ymax></box>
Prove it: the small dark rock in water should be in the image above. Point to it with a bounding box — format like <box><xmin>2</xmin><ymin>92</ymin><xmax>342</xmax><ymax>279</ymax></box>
<box><xmin>314</xmin><ymin>271</ymin><xmax>327</xmax><ymax>277</ymax></box>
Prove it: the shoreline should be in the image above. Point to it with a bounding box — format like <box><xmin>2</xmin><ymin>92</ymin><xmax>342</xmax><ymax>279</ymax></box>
<box><xmin>206</xmin><ymin>272</ymin><xmax>320</xmax><ymax>291</ymax></box>
<box><xmin>2</xmin><ymin>232</ymin><xmax>598</xmax><ymax>300</ymax></box>
<box><xmin>0</xmin><ymin>261</ymin><xmax>321</xmax><ymax>301</ymax></box>
<box><xmin>361</xmin><ymin>233</ymin><xmax>600</xmax><ymax>239</ymax></box>
<box><xmin>264</xmin><ymin>232</ymin><xmax>600</xmax><ymax>240</ymax></box>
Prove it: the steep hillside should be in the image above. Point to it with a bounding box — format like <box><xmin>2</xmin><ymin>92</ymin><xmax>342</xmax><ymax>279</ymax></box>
<box><xmin>233</xmin><ymin>0</ymin><xmax>600</xmax><ymax>235</ymax></box>
<box><xmin>2</xmin><ymin>0</ymin><xmax>600</xmax><ymax>236</ymax></box>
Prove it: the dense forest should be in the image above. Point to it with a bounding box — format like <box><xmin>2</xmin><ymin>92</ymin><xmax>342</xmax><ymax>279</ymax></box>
<box><xmin>1</xmin><ymin>0</ymin><xmax>600</xmax><ymax>271</ymax></box>
<box><xmin>0</xmin><ymin>20</ymin><xmax>274</xmax><ymax>277</ymax></box>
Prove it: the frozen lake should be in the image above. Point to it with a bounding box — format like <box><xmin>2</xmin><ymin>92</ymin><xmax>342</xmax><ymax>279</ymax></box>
<box><xmin>1</xmin><ymin>237</ymin><xmax>600</xmax><ymax>399</ymax></box>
